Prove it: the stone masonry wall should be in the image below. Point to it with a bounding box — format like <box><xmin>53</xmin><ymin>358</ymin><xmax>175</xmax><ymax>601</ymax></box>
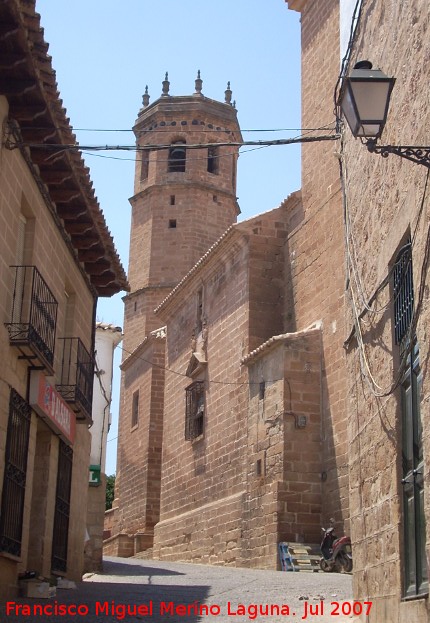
<box><xmin>0</xmin><ymin>95</ymin><xmax>94</xmax><ymax>596</ymax></box>
<box><xmin>243</xmin><ymin>328</ymin><xmax>322</xmax><ymax>568</ymax></box>
<box><xmin>280</xmin><ymin>330</ymin><xmax>322</xmax><ymax>544</ymax></box>
<box><xmin>247</xmin><ymin>211</ymin><xmax>287</xmax><ymax>353</ymax></box>
<box><xmin>286</xmin><ymin>0</ymin><xmax>349</xmax><ymax>532</ymax></box>
<box><xmin>114</xmin><ymin>338</ymin><xmax>165</xmax><ymax>541</ymax></box>
<box><xmin>154</xmin><ymin>234</ymin><xmax>249</xmax><ymax>563</ymax></box>
<box><xmin>341</xmin><ymin>2</ymin><xmax>430</xmax><ymax>621</ymax></box>
<box><xmin>154</xmin><ymin>204</ymin><xmax>299</xmax><ymax>566</ymax></box>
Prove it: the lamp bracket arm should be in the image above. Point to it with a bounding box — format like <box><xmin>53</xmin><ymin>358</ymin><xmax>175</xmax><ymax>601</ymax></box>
<box><xmin>366</xmin><ymin>140</ymin><xmax>430</xmax><ymax>168</ymax></box>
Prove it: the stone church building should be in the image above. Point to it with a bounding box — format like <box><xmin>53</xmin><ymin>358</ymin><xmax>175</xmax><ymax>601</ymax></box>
<box><xmin>105</xmin><ymin>65</ymin><xmax>349</xmax><ymax>569</ymax></box>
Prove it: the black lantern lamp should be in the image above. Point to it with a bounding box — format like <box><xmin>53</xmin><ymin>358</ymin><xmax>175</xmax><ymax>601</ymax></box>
<box><xmin>340</xmin><ymin>61</ymin><xmax>430</xmax><ymax>168</ymax></box>
<box><xmin>341</xmin><ymin>60</ymin><xmax>395</xmax><ymax>139</ymax></box>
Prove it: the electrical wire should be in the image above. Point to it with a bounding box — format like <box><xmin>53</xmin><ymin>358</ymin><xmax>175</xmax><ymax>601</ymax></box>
<box><xmin>345</xmin><ymin>195</ymin><xmax>430</xmax><ymax>398</ymax></box>
<box><xmin>6</xmin><ymin>133</ymin><xmax>339</xmax><ymax>154</ymax></box>
<box><xmin>335</xmin><ymin>0</ymin><xmax>430</xmax><ymax>398</ymax></box>
<box><xmin>343</xmin><ymin>137</ymin><xmax>429</xmax><ymax>319</ymax></box>
<box><xmin>82</xmin><ymin>142</ymin><xmax>276</xmax><ymax>163</ymax></box>
<box><xmin>115</xmin><ymin>341</ymin><xmax>320</xmax><ymax>389</ymax></box>
<box><xmin>17</xmin><ymin>125</ymin><xmax>335</xmax><ymax>134</ymax></box>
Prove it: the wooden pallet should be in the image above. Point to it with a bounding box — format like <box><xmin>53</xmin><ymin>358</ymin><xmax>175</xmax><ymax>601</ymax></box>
<box><xmin>278</xmin><ymin>542</ymin><xmax>321</xmax><ymax>572</ymax></box>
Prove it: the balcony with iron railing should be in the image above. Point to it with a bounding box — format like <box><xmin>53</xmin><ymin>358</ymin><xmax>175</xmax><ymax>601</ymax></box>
<box><xmin>56</xmin><ymin>337</ymin><xmax>94</xmax><ymax>423</ymax></box>
<box><xmin>5</xmin><ymin>266</ymin><xmax>58</xmax><ymax>374</ymax></box>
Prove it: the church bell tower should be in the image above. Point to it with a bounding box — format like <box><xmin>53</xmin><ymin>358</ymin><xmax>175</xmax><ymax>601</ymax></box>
<box><xmin>124</xmin><ymin>72</ymin><xmax>242</xmax><ymax>352</ymax></box>
<box><xmin>111</xmin><ymin>74</ymin><xmax>242</xmax><ymax>554</ymax></box>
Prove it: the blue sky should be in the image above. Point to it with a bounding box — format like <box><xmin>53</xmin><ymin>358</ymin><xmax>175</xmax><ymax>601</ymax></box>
<box><xmin>36</xmin><ymin>0</ymin><xmax>302</xmax><ymax>474</ymax></box>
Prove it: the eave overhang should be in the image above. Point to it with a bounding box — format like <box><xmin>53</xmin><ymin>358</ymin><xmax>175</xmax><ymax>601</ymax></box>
<box><xmin>285</xmin><ymin>0</ymin><xmax>309</xmax><ymax>12</ymax></box>
<box><xmin>0</xmin><ymin>0</ymin><xmax>129</xmax><ymax>297</ymax></box>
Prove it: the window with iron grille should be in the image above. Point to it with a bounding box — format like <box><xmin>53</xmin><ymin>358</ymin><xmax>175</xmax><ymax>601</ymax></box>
<box><xmin>393</xmin><ymin>241</ymin><xmax>413</xmax><ymax>348</ymax></box>
<box><xmin>131</xmin><ymin>390</ymin><xmax>139</xmax><ymax>428</ymax></box>
<box><xmin>392</xmin><ymin>243</ymin><xmax>428</xmax><ymax>597</ymax></box>
<box><xmin>400</xmin><ymin>343</ymin><xmax>428</xmax><ymax>597</ymax></box>
<box><xmin>185</xmin><ymin>381</ymin><xmax>205</xmax><ymax>440</ymax></box>
<box><xmin>51</xmin><ymin>440</ymin><xmax>73</xmax><ymax>573</ymax></box>
<box><xmin>0</xmin><ymin>389</ymin><xmax>31</xmax><ymax>557</ymax></box>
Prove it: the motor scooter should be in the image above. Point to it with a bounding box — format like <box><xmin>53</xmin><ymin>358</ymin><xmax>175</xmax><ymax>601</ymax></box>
<box><xmin>320</xmin><ymin>520</ymin><xmax>353</xmax><ymax>573</ymax></box>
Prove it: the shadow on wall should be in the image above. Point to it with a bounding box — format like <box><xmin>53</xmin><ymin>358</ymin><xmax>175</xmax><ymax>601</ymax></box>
<box><xmin>283</xmin><ymin>194</ymin><xmax>305</xmax><ymax>333</ymax></box>
<box><xmin>320</xmin><ymin>348</ymin><xmax>347</xmax><ymax>530</ymax></box>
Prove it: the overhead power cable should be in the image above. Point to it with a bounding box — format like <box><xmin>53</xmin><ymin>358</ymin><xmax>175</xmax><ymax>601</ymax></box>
<box><xmin>6</xmin><ymin>133</ymin><xmax>340</xmax><ymax>154</ymax></box>
<box><xmin>17</xmin><ymin>124</ymin><xmax>336</xmax><ymax>134</ymax></box>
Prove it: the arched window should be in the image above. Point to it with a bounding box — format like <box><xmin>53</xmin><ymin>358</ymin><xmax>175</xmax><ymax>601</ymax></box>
<box><xmin>168</xmin><ymin>141</ymin><xmax>186</xmax><ymax>172</ymax></box>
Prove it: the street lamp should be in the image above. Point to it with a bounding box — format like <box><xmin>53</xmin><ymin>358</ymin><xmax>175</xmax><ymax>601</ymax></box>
<box><xmin>340</xmin><ymin>61</ymin><xmax>430</xmax><ymax>168</ymax></box>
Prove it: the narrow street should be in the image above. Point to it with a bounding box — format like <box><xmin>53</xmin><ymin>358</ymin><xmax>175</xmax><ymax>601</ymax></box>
<box><xmin>1</xmin><ymin>557</ymin><xmax>360</xmax><ymax>623</ymax></box>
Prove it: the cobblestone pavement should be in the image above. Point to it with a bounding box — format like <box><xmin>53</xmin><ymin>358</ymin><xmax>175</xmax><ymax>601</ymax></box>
<box><xmin>1</xmin><ymin>556</ymin><xmax>361</xmax><ymax>623</ymax></box>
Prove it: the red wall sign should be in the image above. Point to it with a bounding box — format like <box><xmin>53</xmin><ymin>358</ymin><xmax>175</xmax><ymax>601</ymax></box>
<box><xmin>29</xmin><ymin>372</ymin><xmax>76</xmax><ymax>445</ymax></box>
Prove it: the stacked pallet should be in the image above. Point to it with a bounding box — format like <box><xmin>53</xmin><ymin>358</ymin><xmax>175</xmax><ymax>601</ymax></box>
<box><xmin>278</xmin><ymin>542</ymin><xmax>320</xmax><ymax>572</ymax></box>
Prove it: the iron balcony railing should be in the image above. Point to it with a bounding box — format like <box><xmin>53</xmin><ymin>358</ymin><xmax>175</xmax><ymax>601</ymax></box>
<box><xmin>5</xmin><ymin>266</ymin><xmax>58</xmax><ymax>373</ymax></box>
<box><xmin>56</xmin><ymin>337</ymin><xmax>94</xmax><ymax>422</ymax></box>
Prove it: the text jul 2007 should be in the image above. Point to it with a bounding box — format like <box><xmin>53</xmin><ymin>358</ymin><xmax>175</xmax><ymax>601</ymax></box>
<box><xmin>5</xmin><ymin>599</ymin><xmax>373</xmax><ymax>620</ymax></box>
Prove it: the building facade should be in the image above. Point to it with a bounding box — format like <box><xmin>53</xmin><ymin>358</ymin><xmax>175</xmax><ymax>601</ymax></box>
<box><xmin>0</xmin><ymin>0</ymin><xmax>127</xmax><ymax>599</ymax></box>
<box><xmin>287</xmin><ymin>0</ymin><xmax>430</xmax><ymax>620</ymax></box>
<box><xmin>109</xmin><ymin>50</ymin><xmax>350</xmax><ymax>563</ymax></box>
<box><xmin>85</xmin><ymin>323</ymin><xmax>122</xmax><ymax>573</ymax></box>
<box><xmin>153</xmin><ymin>201</ymin><xmax>325</xmax><ymax>567</ymax></box>
<box><xmin>105</xmin><ymin>75</ymin><xmax>243</xmax><ymax>557</ymax></box>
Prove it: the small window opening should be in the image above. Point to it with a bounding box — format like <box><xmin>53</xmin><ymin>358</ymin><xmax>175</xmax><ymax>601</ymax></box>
<box><xmin>256</xmin><ymin>459</ymin><xmax>262</xmax><ymax>477</ymax></box>
<box><xmin>213</xmin><ymin>195</ymin><xmax>218</xmax><ymax>203</ymax></box>
<box><xmin>168</xmin><ymin>141</ymin><xmax>186</xmax><ymax>172</ymax></box>
<box><xmin>169</xmin><ymin>219</ymin><xmax>177</xmax><ymax>229</ymax></box>
<box><xmin>232</xmin><ymin>155</ymin><xmax>237</xmax><ymax>190</ymax></box>
<box><xmin>131</xmin><ymin>390</ymin><xmax>139</xmax><ymax>428</ymax></box>
<box><xmin>259</xmin><ymin>381</ymin><xmax>266</xmax><ymax>400</ymax></box>
<box><xmin>196</xmin><ymin>288</ymin><xmax>203</xmax><ymax>333</ymax></box>
<box><xmin>140</xmin><ymin>151</ymin><xmax>149</xmax><ymax>180</ymax></box>
<box><xmin>207</xmin><ymin>146</ymin><xmax>219</xmax><ymax>174</ymax></box>
<box><xmin>170</xmin><ymin>195</ymin><xmax>176</xmax><ymax>205</ymax></box>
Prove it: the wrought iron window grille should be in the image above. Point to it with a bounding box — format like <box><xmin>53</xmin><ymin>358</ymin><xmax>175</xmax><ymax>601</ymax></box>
<box><xmin>5</xmin><ymin>266</ymin><xmax>58</xmax><ymax>373</ymax></box>
<box><xmin>393</xmin><ymin>242</ymin><xmax>414</xmax><ymax>350</ymax></box>
<box><xmin>185</xmin><ymin>381</ymin><xmax>205</xmax><ymax>440</ymax></box>
<box><xmin>0</xmin><ymin>389</ymin><xmax>31</xmax><ymax>557</ymax></box>
<box><xmin>51</xmin><ymin>440</ymin><xmax>73</xmax><ymax>574</ymax></box>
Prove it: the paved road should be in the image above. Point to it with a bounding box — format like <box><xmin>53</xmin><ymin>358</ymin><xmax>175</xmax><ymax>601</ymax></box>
<box><xmin>2</xmin><ymin>556</ymin><xmax>360</xmax><ymax>623</ymax></box>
